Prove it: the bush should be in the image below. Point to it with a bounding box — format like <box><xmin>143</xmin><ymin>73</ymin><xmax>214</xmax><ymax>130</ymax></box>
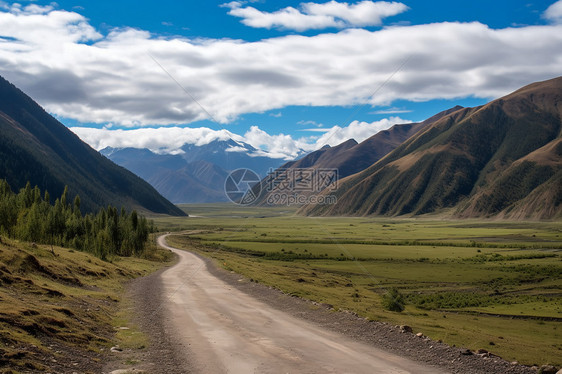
<box><xmin>382</xmin><ymin>288</ymin><xmax>405</xmax><ymax>312</ymax></box>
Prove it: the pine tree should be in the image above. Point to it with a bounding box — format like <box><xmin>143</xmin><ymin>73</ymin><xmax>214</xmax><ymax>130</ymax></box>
<box><xmin>73</xmin><ymin>195</ymin><xmax>81</xmax><ymax>217</ymax></box>
<box><xmin>61</xmin><ymin>185</ymin><xmax>68</xmax><ymax>209</ymax></box>
<box><xmin>0</xmin><ymin>180</ymin><xmax>154</xmax><ymax>259</ymax></box>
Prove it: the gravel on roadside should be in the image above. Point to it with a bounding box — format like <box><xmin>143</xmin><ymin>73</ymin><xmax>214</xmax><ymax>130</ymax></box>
<box><xmin>104</xmin><ymin>262</ymin><xmax>195</xmax><ymax>374</ymax></box>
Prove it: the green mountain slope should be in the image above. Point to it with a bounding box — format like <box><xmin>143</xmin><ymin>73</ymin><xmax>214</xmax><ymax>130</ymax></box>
<box><xmin>0</xmin><ymin>76</ymin><xmax>185</xmax><ymax>215</ymax></box>
<box><xmin>300</xmin><ymin>77</ymin><xmax>562</xmax><ymax>219</ymax></box>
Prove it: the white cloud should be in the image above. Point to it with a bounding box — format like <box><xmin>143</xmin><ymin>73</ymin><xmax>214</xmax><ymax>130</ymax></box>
<box><xmin>225</xmin><ymin>145</ymin><xmax>248</xmax><ymax>153</ymax></box>
<box><xmin>0</xmin><ymin>5</ymin><xmax>562</xmax><ymax>128</ymax></box>
<box><xmin>242</xmin><ymin>126</ymin><xmax>306</xmax><ymax>159</ymax></box>
<box><xmin>70</xmin><ymin>117</ymin><xmax>408</xmax><ymax>160</ymax></box>
<box><xmin>225</xmin><ymin>1</ymin><xmax>408</xmax><ymax>31</ymax></box>
<box><xmin>297</xmin><ymin>120</ymin><xmax>324</xmax><ymax>127</ymax></box>
<box><xmin>299</xmin><ymin>128</ymin><xmax>331</xmax><ymax>132</ymax></box>
<box><xmin>0</xmin><ymin>3</ymin><xmax>100</xmax><ymax>44</ymax></box>
<box><xmin>226</xmin><ymin>5</ymin><xmax>335</xmax><ymax>31</ymax></box>
<box><xmin>302</xmin><ymin>1</ymin><xmax>409</xmax><ymax>27</ymax></box>
<box><xmin>544</xmin><ymin>0</ymin><xmax>562</xmax><ymax>23</ymax></box>
<box><xmin>70</xmin><ymin>126</ymin><xmax>241</xmax><ymax>154</ymax></box>
<box><xmin>314</xmin><ymin>116</ymin><xmax>408</xmax><ymax>146</ymax></box>
<box><xmin>371</xmin><ymin>107</ymin><xmax>412</xmax><ymax>114</ymax></box>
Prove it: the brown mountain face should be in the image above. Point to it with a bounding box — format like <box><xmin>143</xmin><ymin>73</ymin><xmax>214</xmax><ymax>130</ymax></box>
<box><xmin>330</xmin><ymin>105</ymin><xmax>465</xmax><ymax>178</ymax></box>
<box><xmin>282</xmin><ymin>139</ymin><xmax>359</xmax><ymax>173</ymax></box>
<box><xmin>255</xmin><ymin>106</ymin><xmax>463</xmax><ymax>205</ymax></box>
<box><xmin>300</xmin><ymin>77</ymin><xmax>562</xmax><ymax>219</ymax></box>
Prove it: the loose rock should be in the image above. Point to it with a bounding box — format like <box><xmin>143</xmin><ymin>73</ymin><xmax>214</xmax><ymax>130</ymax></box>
<box><xmin>538</xmin><ymin>365</ymin><xmax>558</xmax><ymax>374</ymax></box>
<box><xmin>400</xmin><ymin>325</ymin><xmax>413</xmax><ymax>333</ymax></box>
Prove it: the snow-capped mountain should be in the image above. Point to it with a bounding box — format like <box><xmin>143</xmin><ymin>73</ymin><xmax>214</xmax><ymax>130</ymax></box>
<box><xmin>100</xmin><ymin>139</ymin><xmax>288</xmax><ymax>203</ymax></box>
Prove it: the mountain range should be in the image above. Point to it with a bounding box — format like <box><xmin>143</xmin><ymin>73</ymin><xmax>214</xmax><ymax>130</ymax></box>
<box><xmin>254</xmin><ymin>105</ymin><xmax>464</xmax><ymax>205</ymax></box>
<box><xmin>299</xmin><ymin>77</ymin><xmax>562</xmax><ymax>220</ymax></box>
<box><xmin>3</xmin><ymin>71</ymin><xmax>559</xmax><ymax>220</ymax></box>
<box><xmin>101</xmin><ymin>140</ymin><xmax>285</xmax><ymax>203</ymax></box>
<box><xmin>0</xmin><ymin>75</ymin><xmax>185</xmax><ymax>216</ymax></box>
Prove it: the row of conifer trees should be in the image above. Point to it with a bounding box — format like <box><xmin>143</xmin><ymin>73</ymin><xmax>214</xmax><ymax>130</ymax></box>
<box><xmin>0</xmin><ymin>180</ymin><xmax>154</xmax><ymax>259</ymax></box>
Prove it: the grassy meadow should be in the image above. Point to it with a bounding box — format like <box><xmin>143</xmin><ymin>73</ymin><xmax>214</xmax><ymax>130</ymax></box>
<box><xmin>0</xmin><ymin>234</ymin><xmax>174</xmax><ymax>372</ymax></box>
<box><xmin>154</xmin><ymin>203</ymin><xmax>562</xmax><ymax>367</ymax></box>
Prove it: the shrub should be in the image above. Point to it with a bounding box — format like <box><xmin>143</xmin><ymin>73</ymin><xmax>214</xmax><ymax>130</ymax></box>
<box><xmin>382</xmin><ymin>288</ymin><xmax>405</xmax><ymax>312</ymax></box>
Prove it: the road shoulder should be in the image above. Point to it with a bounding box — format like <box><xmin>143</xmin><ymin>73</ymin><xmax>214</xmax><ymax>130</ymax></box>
<box><xmin>104</xmin><ymin>256</ymin><xmax>195</xmax><ymax>374</ymax></box>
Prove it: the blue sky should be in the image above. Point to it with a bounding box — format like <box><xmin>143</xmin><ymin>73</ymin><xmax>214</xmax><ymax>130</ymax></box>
<box><xmin>0</xmin><ymin>0</ymin><xmax>561</xmax><ymax>158</ymax></box>
<box><xmin>42</xmin><ymin>0</ymin><xmax>549</xmax><ymax>39</ymax></box>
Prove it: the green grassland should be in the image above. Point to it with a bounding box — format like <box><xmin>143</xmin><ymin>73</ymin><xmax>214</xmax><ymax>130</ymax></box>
<box><xmin>0</xmin><ymin>234</ymin><xmax>173</xmax><ymax>373</ymax></box>
<box><xmin>155</xmin><ymin>203</ymin><xmax>562</xmax><ymax>367</ymax></box>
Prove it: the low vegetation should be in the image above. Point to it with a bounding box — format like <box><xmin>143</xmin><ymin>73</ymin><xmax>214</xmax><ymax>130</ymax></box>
<box><xmin>382</xmin><ymin>288</ymin><xmax>405</xmax><ymax>312</ymax></box>
<box><xmin>0</xmin><ymin>234</ymin><xmax>173</xmax><ymax>373</ymax></box>
<box><xmin>157</xmin><ymin>203</ymin><xmax>562</xmax><ymax>367</ymax></box>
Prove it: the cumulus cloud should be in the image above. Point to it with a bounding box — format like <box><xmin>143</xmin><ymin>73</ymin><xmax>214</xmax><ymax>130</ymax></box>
<box><xmin>70</xmin><ymin>117</ymin><xmax>409</xmax><ymax>160</ymax></box>
<box><xmin>224</xmin><ymin>1</ymin><xmax>409</xmax><ymax>31</ymax></box>
<box><xmin>225</xmin><ymin>4</ymin><xmax>335</xmax><ymax>31</ymax></box>
<box><xmin>243</xmin><ymin>126</ymin><xmax>312</xmax><ymax>159</ymax></box>
<box><xmin>544</xmin><ymin>0</ymin><xmax>562</xmax><ymax>23</ymax></box>
<box><xmin>314</xmin><ymin>116</ymin><xmax>407</xmax><ymax>146</ymax></box>
<box><xmin>1</xmin><ymin>5</ymin><xmax>562</xmax><ymax>128</ymax></box>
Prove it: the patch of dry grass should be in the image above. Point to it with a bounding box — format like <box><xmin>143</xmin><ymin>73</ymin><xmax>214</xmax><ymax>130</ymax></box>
<box><xmin>0</xmin><ymin>235</ymin><xmax>172</xmax><ymax>373</ymax></box>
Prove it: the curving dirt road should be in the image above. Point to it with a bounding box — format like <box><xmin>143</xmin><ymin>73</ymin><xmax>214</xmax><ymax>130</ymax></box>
<box><xmin>157</xmin><ymin>234</ymin><xmax>448</xmax><ymax>374</ymax></box>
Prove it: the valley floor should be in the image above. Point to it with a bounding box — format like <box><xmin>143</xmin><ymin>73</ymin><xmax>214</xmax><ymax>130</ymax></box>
<box><xmin>150</xmin><ymin>204</ymin><xmax>561</xmax><ymax>370</ymax></box>
<box><xmin>124</xmin><ymin>233</ymin><xmax>544</xmax><ymax>374</ymax></box>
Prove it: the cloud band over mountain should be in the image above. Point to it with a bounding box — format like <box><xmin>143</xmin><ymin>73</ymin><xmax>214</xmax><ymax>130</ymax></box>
<box><xmin>71</xmin><ymin>117</ymin><xmax>408</xmax><ymax>159</ymax></box>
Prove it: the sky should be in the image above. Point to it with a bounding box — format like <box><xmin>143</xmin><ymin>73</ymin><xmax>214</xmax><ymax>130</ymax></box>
<box><xmin>0</xmin><ymin>0</ymin><xmax>561</xmax><ymax>159</ymax></box>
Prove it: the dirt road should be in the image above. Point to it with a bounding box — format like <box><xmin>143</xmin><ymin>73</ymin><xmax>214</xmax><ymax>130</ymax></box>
<box><xmin>157</xmin><ymin>235</ymin><xmax>447</xmax><ymax>374</ymax></box>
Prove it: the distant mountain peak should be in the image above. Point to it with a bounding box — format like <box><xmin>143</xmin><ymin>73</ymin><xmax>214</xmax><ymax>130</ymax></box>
<box><xmin>103</xmin><ymin>137</ymin><xmax>287</xmax><ymax>203</ymax></box>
